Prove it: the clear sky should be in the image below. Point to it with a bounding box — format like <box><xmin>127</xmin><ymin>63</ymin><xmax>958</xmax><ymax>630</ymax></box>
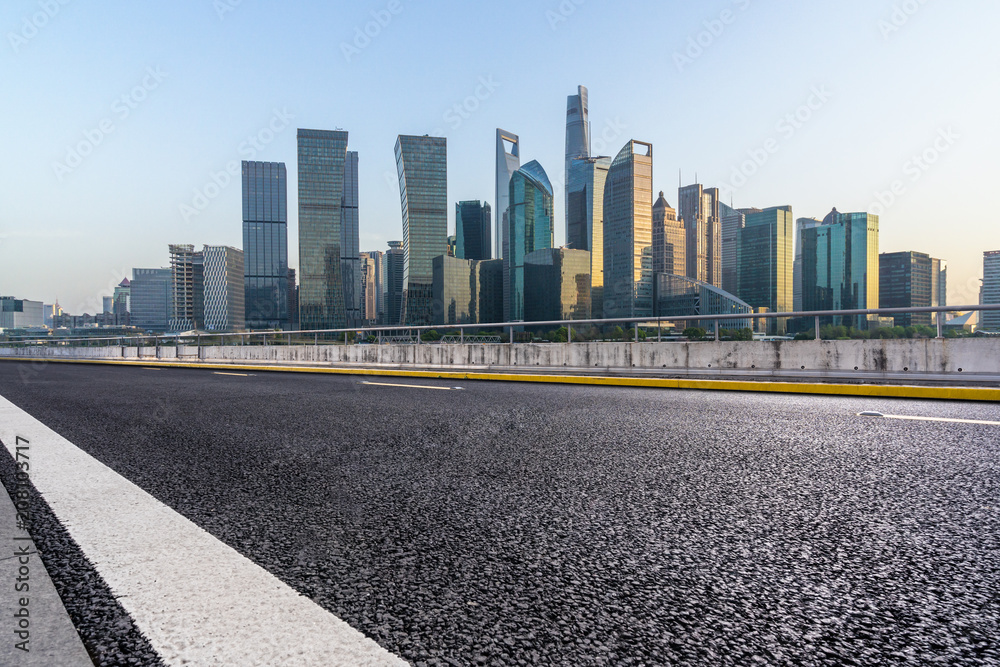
<box><xmin>2</xmin><ymin>0</ymin><xmax>998</xmax><ymax>314</ymax></box>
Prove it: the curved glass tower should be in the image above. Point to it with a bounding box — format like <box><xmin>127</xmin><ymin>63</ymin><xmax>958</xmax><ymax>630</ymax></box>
<box><xmin>603</xmin><ymin>140</ymin><xmax>653</xmax><ymax>320</ymax></box>
<box><xmin>507</xmin><ymin>160</ymin><xmax>554</xmax><ymax>322</ymax></box>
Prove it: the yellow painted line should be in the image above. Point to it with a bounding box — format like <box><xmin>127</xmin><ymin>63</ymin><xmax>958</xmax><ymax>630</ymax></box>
<box><xmin>2</xmin><ymin>357</ymin><xmax>1000</xmax><ymax>402</ymax></box>
<box><xmin>360</xmin><ymin>381</ymin><xmax>459</xmax><ymax>391</ymax></box>
<box><xmin>882</xmin><ymin>415</ymin><xmax>1000</xmax><ymax>426</ymax></box>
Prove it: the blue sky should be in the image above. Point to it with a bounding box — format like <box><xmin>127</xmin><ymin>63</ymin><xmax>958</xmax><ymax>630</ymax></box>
<box><xmin>2</xmin><ymin>0</ymin><xmax>998</xmax><ymax>314</ymax></box>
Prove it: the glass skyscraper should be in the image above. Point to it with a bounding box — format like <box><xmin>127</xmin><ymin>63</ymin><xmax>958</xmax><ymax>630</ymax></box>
<box><xmin>801</xmin><ymin>208</ymin><xmax>880</xmax><ymax>329</ymax></box>
<box><xmin>298</xmin><ymin>129</ymin><xmax>349</xmax><ymax>330</ymax></box>
<box><xmin>396</xmin><ymin>135</ymin><xmax>448</xmax><ymax>326</ymax></box>
<box><xmin>566</xmin><ymin>155</ymin><xmax>612</xmax><ymax>318</ymax></box>
<box><xmin>242</xmin><ymin>160</ymin><xmax>288</xmax><ymax>330</ymax></box>
<box><xmin>342</xmin><ymin>151</ymin><xmax>361</xmax><ymax>327</ymax></box>
<box><xmin>495</xmin><ymin>129</ymin><xmax>520</xmax><ymax>260</ymax></box>
<box><xmin>384</xmin><ymin>241</ymin><xmax>405</xmax><ymax>325</ymax></box>
<box><xmin>879</xmin><ymin>251</ymin><xmax>947</xmax><ymax>327</ymax></box>
<box><xmin>793</xmin><ymin>217</ymin><xmax>823</xmax><ymax>312</ymax></box>
<box><xmin>736</xmin><ymin>206</ymin><xmax>794</xmax><ymax>334</ymax></box>
<box><xmin>603</xmin><ymin>140</ymin><xmax>653</xmax><ymax>320</ymax></box>
<box><xmin>678</xmin><ymin>184</ymin><xmax>722</xmax><ymax>287</ymax></box>
<box><xmin>456</xmin><ymin>200</ymin><xmax>491</xmax><ymax>261</ymax></box>
<box><xmin>565</xmin><ymin>85</ymin><xmax>591</xmax><ymax>235</ymax></box>
<box><xmin>507</xmin><ymin>160</ymin><xmax>554</xmax><ymax>322</ymax></box>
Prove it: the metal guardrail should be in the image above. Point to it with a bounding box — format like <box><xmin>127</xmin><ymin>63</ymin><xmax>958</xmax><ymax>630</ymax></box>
<box><xmin>1</xmin><ymin>305</ymin><xmax>998</xmax><ymax>348</ymax></box>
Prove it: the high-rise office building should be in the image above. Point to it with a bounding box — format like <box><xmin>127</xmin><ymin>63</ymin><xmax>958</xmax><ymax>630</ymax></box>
<box><xmin>385</xmin><ymin>241</ymin><xmax>405</xmax><ymax>325</ymax></box>
<box><xmin>565</xmin><ymin>85</ymin><xmax>591</xmax><ymax>237</ymax></box>
<box><xmin>298</xmin><ymin>129</ymin><xmax>349</xmax><ymax>330</ymax></box>
<box><xmin>168</xmin><ymin>244</ymin><xmax>203</xmax><ymax>332</ymax></box>
<box><xmin>603</xmin><ymin>140</ymin><xmax>654</xmax><ymax>319</ymax></box>
<box><xmin>879</xmin><ymin>251</ymin><xmax>948</xmax><ymax>327</ymax></box>
<box><xmin>0</xmin><ymin>298</ymin><xmax>44</xmax><ymax>329</ymax></box>
<box><xmin>566</xmin><ymin>155</ymin><xmax>612</xmax><ymax>318</ymax></box>
<box><xmin>360</xmin><ymin>253</ymin><xmax>378</xmax><ymax>325</ymax></box>
<box><xmin>202</xmin><ymin>245</ymin><xmax>245</xmax><ymax>332</ymax></box>
<box><xmin>342</xmin><ymin>151</ymin><xmax>361</xmax><ymax>327</ymax></box>
<box><xmin>495</xmin><ymin>130</ymin><xmax>521</xmax><ymax>260</ymax></box>
<box><xmin>801</xmin><ymin>208</ymin><xmax>880</xmax><ymax>329</ymax></box>
<box><xmin>678</xmin><ymin>183</ymin><xmax>722</xmax><ymax>287</ymax></box>
<box><xmin>793</xmin><ymin>217</ymin><xmax>823</xmax><ymax>312</ymax></box>
<box><xmin>431</xmin><ymin>256</ymin><xmax>503</xmax><ymax>326</ymax></box>
<box><xmin>456</xmin><ymin>200</ymin><xmax>492</xmax><ymax>261</ymax></box>
<box><xmin>721</xmin><ymin>204</ymin><xmax>762</xmax><ymax>296</ymax></box>
<box><xmin>736</xmin><ymin>206</ymin><xmax>794</xmax><ymax>334</ymax></box>
<box><xmin>131</xmin><ymin>268</ymin><xmax>172</xmax><ymax>332</ymax></box>
<box><xmin>652</xmin><ymin>191</ymin><xmax>685</xmax><ymax>277</ymax></box>
<box><xmin>524</xmin><ymin>248</ymin><xmax>592</xmax><ymax>322</ymax></box>
<box><xmin>242</xmin><ymin>161</ymin><xmax>288</xmax><ymax>330</ymax></box>
<box><xmin>113</xmin><ymin>279</ymin><xmax>130</xmax><ymax>321</ymax></box>
<box><xmin>396</xmin><ymin>135</ymin><xmax>447</xmax><ymax>326</ymax></box>
<box><xmin>507</xmin><ymin>160</ymin><xmax>554</xmax><ymax>322</ymax></box>
<box><xmin>979</xmin><ymin>251</ymin><xmax>1000</xmax><ymax>331</ymax></box>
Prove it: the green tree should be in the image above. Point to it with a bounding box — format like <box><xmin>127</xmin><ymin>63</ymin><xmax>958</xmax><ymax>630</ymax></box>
<box><xmin>684</xmin><ymin>327</ymin><xmax>707</xmax><ymax>341</ymax></box>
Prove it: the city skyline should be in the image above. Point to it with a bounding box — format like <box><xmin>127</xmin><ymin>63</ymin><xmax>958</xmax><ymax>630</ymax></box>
<box><xmin>2</xmin><ymin>1</ymin><xmax>998</xmax><ymax>311</ymax></box>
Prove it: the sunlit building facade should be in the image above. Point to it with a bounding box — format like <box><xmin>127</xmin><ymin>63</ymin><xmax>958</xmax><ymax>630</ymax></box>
<box><xmin>678</xmin><ymin>183</ymin><xmax>722</xmax><ymax>287</ymax></box>
<box><xmin>879</xmin><ymin>251</ymin><xmax>947</xmax><ymax>327</ymax></box>
<box><xmin>736</xmin><ymin>206</ymin><xmax>794</xmax><ymax>334</ymax></box>
<box><xmin>652</xmin><ymin>191</ymin><xmax>685</xmax><ymax>277</ymax></box>
<box><xmin>203</xmin><ymin>245</ymin><xmax>245</xmax><ymax>332</ymax></box>
<box><xmin>603</xmin><ymin>140</ymin><xmax>653</xmax><ymax>319</ymax></box>
<box><xmin>566</xmin><ymin>155</ymin><xmax>612</xmax><ymax>318</ymax></box>
<box><xmin>524</xmin><ymin>248</ymin><xmax>592</xmax><ymax>322</ymax></box>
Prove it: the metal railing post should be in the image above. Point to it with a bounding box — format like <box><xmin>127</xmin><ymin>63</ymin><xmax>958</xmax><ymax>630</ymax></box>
<box><xmin>714</xmin><ymin>322</ymin><xmax>720</xmax><ymax>342</ymax></box>
<box><xmin>460</xmin><ymin>327</ymin><xmax>464</xmax><ymax>344</ymax></box>
<box><xmin>657</xmin><ymin>319</ymin><xmax>661</xmax><ymax>343</ymax></box>
<box><xmin>509</xmin><ymin>326</ymin><xmax>514</xmax><ymax>344</ymax></box>
<box><xmin>937</xmin><ymin>312</ymin><xmax>944</xmax><ymax>339</ymax></box>
<box><xmin>634</xmin><ymin>322</ymin><xmax>639</xmax><ymax>342</ymax></box>
<box><xmin>815</xmin><ymin>316</ymin><xmax>821</xmax><ymax>340</ymax></box>
<box><xmin>568</xmin><ymin>324</ymin><xmax>572</xmax><ymax>344</ymax></box>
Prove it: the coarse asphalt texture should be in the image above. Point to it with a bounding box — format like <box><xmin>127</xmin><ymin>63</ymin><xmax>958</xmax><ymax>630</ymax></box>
<box><xmin>1</xmin><ymin>362</ymin><xmax>999</xmax><ymax>666</ymax></box>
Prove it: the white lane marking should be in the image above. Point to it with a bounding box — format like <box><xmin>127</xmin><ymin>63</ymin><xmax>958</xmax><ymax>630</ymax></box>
<box><xmin>0</xmin><ymin>395</ymin><xmax>407</xmax><ymax>667</ymax></box>
<box><xmin>859</xmin><ymin>412</ymin><xmax>1000</xmax><ymax>426</ymax></box>
<box><xmin>213</xmin><ymin>372</ymin><xmax>250</xmax><ymax>377</ymax></box>
<box><xmin>360</xmin><ymin>381</ymin><xmax>462</xmax><ymax>391</ymax></box>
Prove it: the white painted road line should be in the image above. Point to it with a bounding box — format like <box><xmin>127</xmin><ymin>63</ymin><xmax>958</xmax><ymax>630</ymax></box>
<box><xmin>0</xmin><ymin>394</ymin><xmax>408</xmax><ymax>667</ymax></box>
<box><xmin>360</xmin><ymin>381</ymin><xmax>462</xmax><ymax>391</ymax></box>
<box><xmin>213</xmin><ymin>372</ymin><xmax>251</xmax><ymax>377</ymax></box>
<box><xmin>859</xmin><ymin>412</ymin><xmax>1000</xmax><ymax>426</ymax></box>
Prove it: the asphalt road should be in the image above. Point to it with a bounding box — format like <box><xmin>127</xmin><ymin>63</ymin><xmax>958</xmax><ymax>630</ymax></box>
<box><xmin>1</xmin><ymin>361</ymin><xmax>999</xmax><ymax>666</ymax></box>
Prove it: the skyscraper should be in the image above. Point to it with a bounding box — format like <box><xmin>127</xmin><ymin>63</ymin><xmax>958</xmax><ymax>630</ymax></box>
<box><xmin>130</xmin><ymin>268</ymin><xmax>171</xmax><ymax>332</ymax></box>
<box><xmin>385</xmin><ymin>241</ymin><xmax>405</xmax><ymax>325</ymax></box>
<box><xmin>242</xmin><ymin>160</ymin><xmax>288</xmax><ymax>330</ymax></box>
<box><xmin>298</xmin><ymin>129</ymin><xmax>349</xmax><ymax>330</ymax></box>
<box><xmin>495</xmin><ymin>129</ymin><xmax>520</xmax><ymax>260</ymax></box>
<box><xmin>287</xmin><ymin>268</ymin><xmax>298</xmax><ymax>330</ymax></box>
<box><xmin>507</xmin><ymin>160</ymin><xmax>554</xmax><ymax>322</ymax></box>
<box><xmin>603</xmin><ymin>140</ymin><xmax>654</xmax><ymax>319</ymax></box>
<box><xmin>983</xmin><ymin>251</ymin><xmax>1000</xmax><ymax>331</ymax></box>
<box><xmin>736</xmin><ymin>206</ymin><xmax>794</xmax><ymax>334</ymax></box>
<box><xmin>565</xmin><ymin>85</ymin><xmax>591</xmax><ymax>237</ymax></box>
<box><xmin>202</xmin><ymin>245</ymin><xmax>245</xmax><ymax>332</ymax></box>
<box><xmin>566</xmin><ymin>156</ymin><xmax>612</xmax><ymax>318</ymax></box>
<box><xmin>793</xmin><ymin>217</ymin><xmax>823</xmax><ymax>312</ymax></box>
<box><xmin>721</xmin><ymin>204</ymin><xmax>762</xmax><ymax>296</ymax></box>
<box><xmin>342</xmin><ymin>151</ymin><xmax>361</xmax><ymax>327</ymax></box>
<box><xmin>652</xmin><ymin>191</ymin><xmax>685</xmax><ymax>277</ymax></box>
<box><xmin>396</xmin><ymin>135</ymin><xmax>447</xmax><ymax>326</ymax></box>
<box><xmin>801</xmin><ymin>208</ymin><xmax>880</xmax><ymax>329</ymax></box>
<box><xmin>456</xmin><ymin>200</ymin><xmax>492</xmax><ymax>261</ymax></box>
<box><xmin>879</xmin><ymin>251</ymin><xmax>948</xmax><ymax>327</ymax></box>
<box><xmin>524</xmin><ymin>248</ymin><xmax>592</xmax><ymax>322</ymax></box>
<box><xmin>168</xmin><ymin>244</ymin><xmax>203</xmax><ymax>332</ymax></box>
<box><xmin>360</xmin><ymin>252</ymin><xmax>379</xmax><ymax>325</ymax></box>
<box><xmin>678</xmin><ymin>183</ymin><xmax>722</xmax><ymax>287</ymax></box>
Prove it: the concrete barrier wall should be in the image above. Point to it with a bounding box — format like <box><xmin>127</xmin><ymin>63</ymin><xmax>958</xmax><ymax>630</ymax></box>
<box><xmin>2</xmin><ymin>338</ymin><xmax>998</xmax><ymax>375</ymax></box>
